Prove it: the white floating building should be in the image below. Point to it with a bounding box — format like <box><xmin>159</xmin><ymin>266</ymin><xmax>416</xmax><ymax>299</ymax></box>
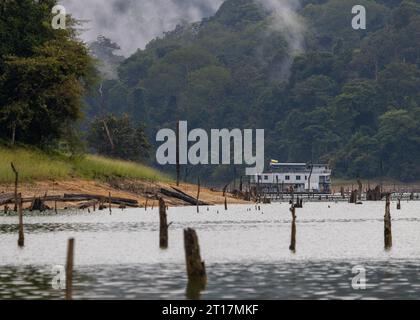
<box><xmin>250</xmin><ymin>162</ymin><xmax>332</xmax><ymax>194</ymax></box>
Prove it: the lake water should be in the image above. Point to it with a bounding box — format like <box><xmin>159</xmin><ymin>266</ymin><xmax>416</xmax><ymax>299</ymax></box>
<box><xmin>1</xmin><ymin>201</ymin><xmax>420</xmax><ymax>300</ymax></box>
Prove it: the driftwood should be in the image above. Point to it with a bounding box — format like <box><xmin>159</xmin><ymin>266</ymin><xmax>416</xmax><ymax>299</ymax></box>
<box><xmin>1</xmin><ymin>193</ymin><xmax>139</xmax><ymax>209</ymax></box>
<box><xmin>78</xmin><ymin>200</ymin><xmax>98</xmax><ymax>210</ymax></box>
<box><xmin>162</xmin><ymin>187</ymin><xmax>209</xmax><ymax>206</ymax></box>
<box><xmin>0</xmin><ymin>193</ymin><xmax>14</xmax><ymax>206</ymax></box>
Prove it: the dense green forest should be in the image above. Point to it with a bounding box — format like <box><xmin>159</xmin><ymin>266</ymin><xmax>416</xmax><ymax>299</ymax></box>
<box><xmin>86</xmin><ymin>0</ymin><xmax>420</xmax><ymax>182</ymax></box>
<box><xmin>1</xmin><ymin>0</ymin><xmax>420</xmax><ymax>183</ymax></box>
<box><xmin>0</xmin><ymin>0</ymin><xmax>95</xmax><ymax>153</ymax></box>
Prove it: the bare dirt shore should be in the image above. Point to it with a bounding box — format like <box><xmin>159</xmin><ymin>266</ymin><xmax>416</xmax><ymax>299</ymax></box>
<box><xmin>0</xmin><ymin>179</ymin><xmax>248</xmax><ymax>209</ymax></box>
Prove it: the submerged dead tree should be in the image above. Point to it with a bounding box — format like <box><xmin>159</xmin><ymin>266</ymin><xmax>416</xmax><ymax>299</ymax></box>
<box><xmin>10</xmin><ymin>162</ymin><xmax>18</xmax><ymax>212</ymax></box>
<box><xmin>289</xmin><ymin>205</ymin><xmax>296</xmax><ymax>252</ymax></box>
<box><xmin>384</xmin><ymin>194</ymin><xmax>392</xmax><ymax>250</ymax></box>
<box><xmin>357</xmin><ymin>180</ymin><xmax>363</xmax><ymax>200</ymax></box>
<box><xmin>176</xmin><ymin>120</ymin><xmax>180</xmax><ymax>186</ymax></box>
<box><xmin>17</xmin><ymin>193</ymin><xmax>24</xmax><ymax>247</ymax></box>
<box><xmin>159</xmin><ymin>198</ymin><xmax>169</xmax><ymax>249</ymax></box>
<box><xmin>349</xmin><ymin>190</ymin><xmax>358</xmax><ymax>204</ymax></box>
<box><xmin>65</xmin><ymin>238</ymin><xmax>75</xmax><ymax>300</ymax></box>
<box><xmin>184</xmin><ymin>228</ymin><xmax>206</xmax><ymax>280</ymax></box>
<box><xmin>196</xmin><ymin>177</ymin><xmax>201</xmax><ymax>213</ymax></box>
<box><xmin>366</xmin><ymin>186</ymin><xmax>382</xmax><ymax>201</ymax></box>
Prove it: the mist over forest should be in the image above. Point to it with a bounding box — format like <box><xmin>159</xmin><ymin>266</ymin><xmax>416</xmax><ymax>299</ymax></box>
<box><xmin>2</xmin><ymin>0</ymin><xmax>420</xmax><ymax>184</ymax></box>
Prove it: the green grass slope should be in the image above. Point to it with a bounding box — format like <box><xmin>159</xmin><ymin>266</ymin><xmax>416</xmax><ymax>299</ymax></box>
<box><xmin>0</xmin><ymin>146</ymin><xmax>169</xmax><ymax>184</ymax></box>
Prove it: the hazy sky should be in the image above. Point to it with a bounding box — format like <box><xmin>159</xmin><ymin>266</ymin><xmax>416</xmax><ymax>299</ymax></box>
<box><xmin>60</xmin><ymin>0</ymin><xmax>224</xmax><ymax>56</ymax></box>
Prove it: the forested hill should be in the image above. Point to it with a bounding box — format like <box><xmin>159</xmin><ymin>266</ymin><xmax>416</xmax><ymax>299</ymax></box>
<box><xmin>86</xmin><ymin>0</ymin><xmax>420</xmax><ymax>182</ymax></box>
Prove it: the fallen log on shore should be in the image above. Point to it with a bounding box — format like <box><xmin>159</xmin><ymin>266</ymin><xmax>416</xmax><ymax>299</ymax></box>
<box><xmin>161</xmin><ymin>188</ymin><xmax>209</xmax><ymax>206</ymax></box>
<box><xmin>0</xmin><ymin>193</ymin><xmax>14</xmax><ymax>206</ymax></box>
<box><xmin>1</xmin><ymin>193</ymin><xmax>139</xmax><ymax>208</ymax></box>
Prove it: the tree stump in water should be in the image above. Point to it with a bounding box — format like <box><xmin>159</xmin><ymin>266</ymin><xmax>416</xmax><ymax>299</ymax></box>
<box><xmin>30</xmin><ymin>197</ymin><xmax>49</xmax><ymax>212</ymax></box>
<box><xmin>289</xmin><ymin>205</ymin><xmax>296</xmax><ymax>252</ymax></box>
<box><xmin>384</xmin><ymin>194</ymin><xmax>392</xmax><ymax>250</ymax></box>
<box><xmin>349</xmin><ymin>190</ymin><xmax>358</xmax><ymax>204</ymax></box>
<box><xmin>65</xmin><ymin>238</ymin><xmax>75</xmax><ymax>300</ymax></box>
<box><xmin>366</xmin><ymin>185</ymin><xmax>382</xmax><ymax>201</ymax></box>
<box><xmin>159</xmin><ymin>198</ymin><xmax>169</xmax><ymax>249</ymax></box>
<box><xmin>17</xmin><ymin>193</ymin><xmax>24</xmax><ymax>247</ymax></box>
<box><xmin>357</xmin><ymin>180</ymin><xmax>363</xmax><ymax>200</ymax></box>
<box><xmin>184</xmin><ymin>228</ymin><xmax>206</xmax><ymax>282</ymax></box>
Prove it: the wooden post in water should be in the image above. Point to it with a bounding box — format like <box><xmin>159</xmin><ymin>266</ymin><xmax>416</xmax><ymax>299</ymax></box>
<box><xmin>11</xmin><ymin>162</ymin><xmax>18</xmax><ymax>212</ymax></box>
<box><xmin>349</xmin><ymin>190</ymin><xmax>358</xmax><ymax>203</ymax></box>
<box><xmin>159</xmin><ymin>198</ymin><xmax>169</xmax><ymax>249</ymax></box>
<box><xmin>108</xmin><ymin>192</ymin><xmax>112</xmax><ymax>214</ymax></box>
<box><xmin>184</xmin><ymin>228</ymin><xmax>206</xmax><ymax>281</ymax></box>
<box><xmin>289</xmin><ymin>205</ymin><xmax>296</xmax><ymax>253</ymax></box>
<box><xmin>176</xmin><ymin>120</ymin><xmax>180</xmax><ymax>186</ymax></box>
<box><xmin>384</xmin><ymin>194</ymin><xmax>392</xmax><ymax>250</ymax></box>
<box><xmin>397</xmin><ymin>198</ymin><xmax>401</xmax><ymax>210</ymax></box>
<box><xmin>224</xmin><ymin>196</ymin><xmax>228</xmax><ymax>211</ymax></box>
<box><xmin>357</xmin><ymin>180</ymin><xmax>363</xmax><ymax>200</ymax></box>
<box><xmin>17</xmin><ymin>193</ymin><xmax>24</xmax><ymax>247</ymax></box>
<box><xmin>65</xmin><ymin>238</ymin><xmax>75</xmax><ymax>300</ymax></box>
<box><xmin>196</xmin><ymin>177</ymin><xmax>201</xmax><ymax>213</ymax></box>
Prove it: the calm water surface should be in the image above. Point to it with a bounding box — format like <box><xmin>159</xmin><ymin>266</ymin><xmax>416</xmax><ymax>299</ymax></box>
<box><xmin>1</xmin><ymin>201</ymin><xmax>420</xmax><ymax>299</ymax></box>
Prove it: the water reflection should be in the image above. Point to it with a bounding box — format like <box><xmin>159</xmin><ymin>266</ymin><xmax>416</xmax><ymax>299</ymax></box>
<box><xmin>1</xmin><ymin>261</ymin><xmax>420</xmax><ymax>299</ymax></box>
<box><xmin>1</xmin><ymin>202</ymin><xmax>420</xmax><ymax>299</ymax></box>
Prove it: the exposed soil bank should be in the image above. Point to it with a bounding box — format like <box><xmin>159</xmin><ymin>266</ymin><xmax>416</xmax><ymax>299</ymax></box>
<box><xmin>0</xmin><ymin>179</ymin><xmax>248</xmax><ymax>210</ymax></box>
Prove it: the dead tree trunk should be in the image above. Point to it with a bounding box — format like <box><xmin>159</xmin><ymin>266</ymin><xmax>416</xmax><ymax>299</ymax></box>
<box><xmin>176</xmin><ymin>120</ymin><xmax>180</xmax><ymax>186</ymax></box>
<box><xmin>289</xmin><ymin>205</ymin><xmax>296</xmax><ymax>253</ymax></box>
<box><xmin>357</xmin><ymin>180</ymin><xmax>363</xmax><ymax>200</ymax></box>
<box><xmin>397</xmin><ymin>198</ymin><xmax>401</xmax><ymax>210</ymax></box>
<box><xmin>10</xmin><ymin>162</ymin><xmax>18</xmax><ymax>212</ymax></box>
<box><xmin>108</xmin><ymin>192</ymin><xmax>112</xmax><ymax>214</ymax></box>
<box><xmin>184</xmin><ymin>228</ymin><xmax>206</xmax><ymax>282</ymax></box>
<box><xmin>17</xmin><ymin>193</ymin><xmax>24</xmax><ymax>247</ymax></box>
<box><xmin>384</xmin><ymin>194</ymin><xmax>392</xmax><ymax>250</ymax></box>
<box><xmin>224</xmin><ymin>196</ymin><xmax>228</xmax><ymax>211</ymax></box>
<box><xmin>159</xmin><ymin>198</ymin><xmax>169</xmax><ymax>249</ymax></box>
<box><xmin>349</xmin><ymin>190</ymin><xmax>358</xmax><ymax>204</ymax></box>
<box><xmin>65</xmin><ymin>238</ymin><xmax>75</xmax><ymax>300</ymax></box>
<box><xmin>196</xmin><ymin>177</ymin><xmax>201</xmax><ymax>214</ymax></box>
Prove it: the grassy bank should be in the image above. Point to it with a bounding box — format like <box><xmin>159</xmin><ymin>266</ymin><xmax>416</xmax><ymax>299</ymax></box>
<box><xmin>0</xmin><ymin>146</ymin><xmax>170</xmax><ymax>184</ymax></box>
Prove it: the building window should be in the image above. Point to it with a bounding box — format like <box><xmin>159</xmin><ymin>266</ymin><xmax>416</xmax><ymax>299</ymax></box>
<box><xmin>305</xmin><ymin>176</ymin><xmax>307</xmax><ymax>180</ymax></box>
<box><xmin>285</xmin><ymin>175</ymin><xmax>290</xmax><ymax>181</ymax></box>
<box><xmin>264</xmin><ymin>175</ymin><xmax>269</xmax><ymax>180</ymax></box>
<box><xmin>296</xmin><ymin>175</ymin><xmax>301</xmax><ymax>181</ymax></box>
